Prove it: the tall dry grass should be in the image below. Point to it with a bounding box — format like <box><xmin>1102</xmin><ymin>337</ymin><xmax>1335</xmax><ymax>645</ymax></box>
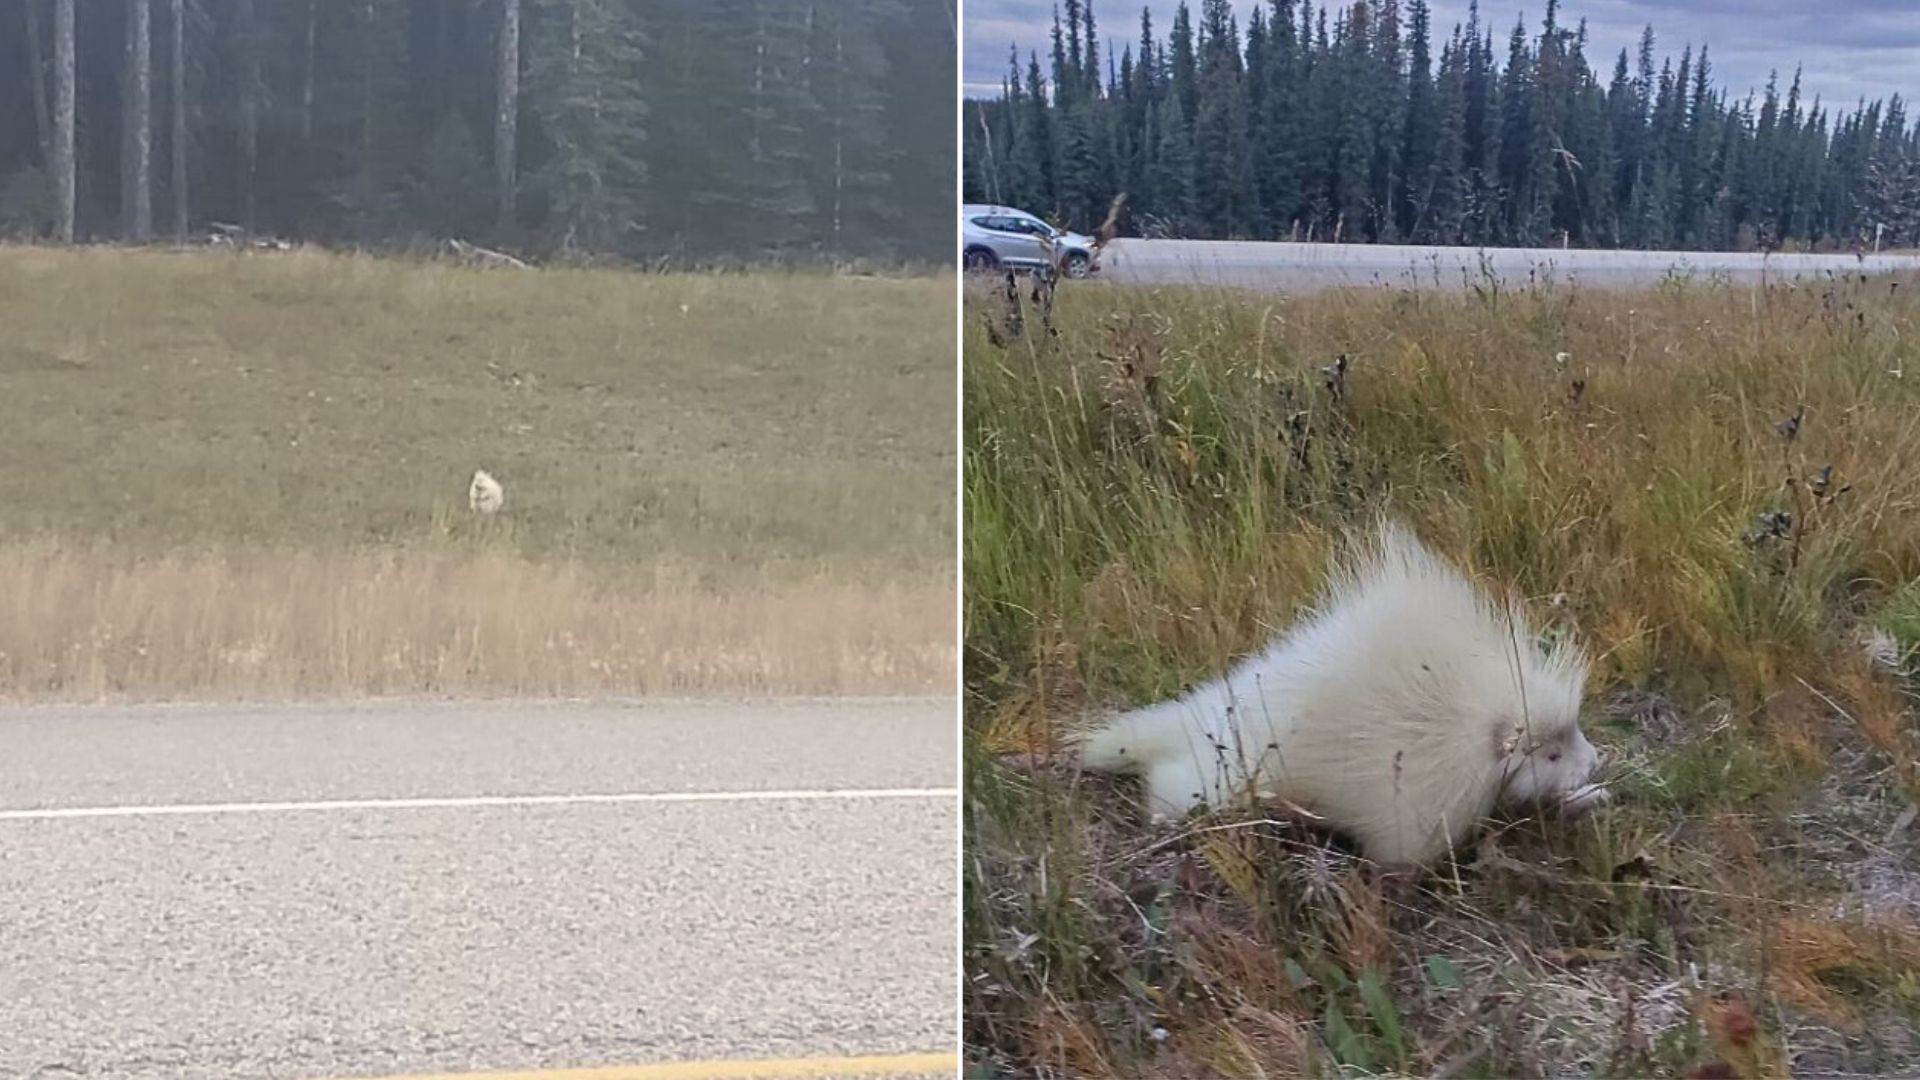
<box><xmin>0</xmin><ymin>542</ymin><xmax>950</xmax><ymax>699</ymax></box>
<box><xmin>965</xmin><ymin>269</ymin><xmax>1920</xmax><ymax>1077</ymax></box>
<box><xmin>0</xmin><ymin>245</ymin><xmax>954</xmax><ymax>699</ymax></box>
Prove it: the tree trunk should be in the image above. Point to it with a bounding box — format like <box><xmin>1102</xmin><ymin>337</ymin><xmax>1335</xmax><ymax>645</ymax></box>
<box><xmin>358</xmin><ymin>0</ymin><xmax>376</xmax><ymax>224</ymax></box>
<box><xmin>23</xmin><ymin>0</ymin><xmax>52</xmax><ymax>167</ymax></box>
<box><xmin>832</xmin><ymin>16</ymin><xmax>844</xmax><ymax>254</ymax></box>
<box><xmin>52</xmin><ymin>0</ymin><xmax>75</xmax><ymax>242</ymax></box>
<box><xmin>236</xmin><ymin>0</ymin><xmax>259</xmax><ymax>230</ymax></box>
<box><xmin>495</xmin><ymin>0</ymin><xmax>519</xmax><ymax>233</ymax></box>
<box><xmin>300</xmin><ymin>0</ymin><xmax>316</xmax><ymax>143</ymax></box>
<box><xmin>124</xmin><ymin>0</ymin><xmax>154</xmax><ymax>240</ymax></box>
<box><xmin>171</xmin><ymin>0</ymin><xmax>188</xmax><ymax>238</ymax></box>
<box><xmin>750</xmin><ymin>5</ymin><xmax>765</xmax><ymax>164</ymax></box>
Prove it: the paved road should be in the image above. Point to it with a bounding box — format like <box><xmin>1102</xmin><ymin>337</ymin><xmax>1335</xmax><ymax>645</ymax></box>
<box><xmin>0</xmin><ymin>699</ymin><xmax>957</xmax><ymax>1080</ymax></box>
<box><xmin>1098</xmin><ymin>237</ymin><xmax>1920</xmax><ymax>292</ymax></box>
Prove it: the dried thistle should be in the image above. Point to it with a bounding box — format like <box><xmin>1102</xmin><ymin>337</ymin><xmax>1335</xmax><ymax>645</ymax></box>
<box><xmin>1282</xmin><ymin>409</ymin><xmax>1312</xmax><ymax>469</ymax></box>
<box><xmin>1775</xmin><ymin>404</ymin><xmax>1806</xmax><ymax>442</ymax></box>
<box><xmin>1322</xmin><ymin>354</ymin><xmax>1350</xmax><ymax>405</ymax></box>
<box><xmin>982</xmin><ymin>312</ymin><xmax>1008</xmax><ymax>349</ymax></box>
<box><xmin>1028</xmin><ymin>266</ymin><xmax>1057</xmax><ymax>336</ymax></box>
<box><xmin>999</xmin><ymin>269</ymin><xmax>1025</xmax><ymax>340</ymax></box>
<box><xmin>1745</xmin><ymin>510</ymin><xmax>1793</xmax><ymax>546</ymax></box>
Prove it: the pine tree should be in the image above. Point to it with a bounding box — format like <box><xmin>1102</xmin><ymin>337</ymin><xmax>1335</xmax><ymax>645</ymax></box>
<box><xmin>957</xmin><ymin>0</ymin><xmax>1920</xmax><ymax>255</ymax></box>
<box><xmin>1168</xmin><ymin>2</ymin><xmax>1197</xmax><ymax>124</ymax></box>
<box><xmin>1460</xmin><ymin>4</ymin><xmax>1501</xmax><ymax>244</ymax></box>
<box><xmin>1019</xmin><ymin>52</ymin><xmax>1057</xmax><ymax>214</ymax></box>
<box><xmin>524</xmin><ymin>1</ymin><xmax>651</xmax><ymax>254</ymax></box>
<box><xmin>996</xmin><ymin>50</ymin><xmax>1038</xmax><ymax>207</ymax></box>
<box><xmin>53</xmin><ymin>0</ymin><xmax>75</xmax><ymax>241</ymax></box>
<box><xmin>734</xmin><ymin>0</ymin><xmax>813</xmax><ymax>257</ymax></box>
<box><xmin>234</xmin><ymin>0</ymin><xmax>263</xmax><ymax>229</ymax></box>
<box><xmin>1255</xmin><ymin>0</ymin><xmax>1303</xmax><ymax>237</ymax></box>
<box><xmin>1605</xmin><ymin>46</ymin><xmax>1639</xmax><ymax>243</ymax></box>
<box><xmin>1146</xmin><ymin>95</ymin><xmax>1194</xmax><ymax>232</ymax></box>
<box><xmin>0</xmin><ymin>0</ymin><xmax>948</xmax><ymax>262</ymax></box>
<box><xmin>1051</xmin><ymin>4</ymin><xmax>1076</xmax><ymax>111</ymax></box>
<box><xmin>1325</xmin><ymin>3</ymin><xmax>1377</xmax><ymax>240</ymax></box>
<box><xmin>1190</xmin><ymin>0</ymin><xmax>1250</xmax><ymax>237</ymax></box>
<box><xmin>1495</xmin><ymin>14</ymin><xmax>1535</xmax><ymax>242</ymax></box>
<box><xmin>21</xmin><ymin>0</ymin><xmax>53</xmax><ymax>171</ymax></box>
<box><xmin>1081</xmin><ymin>0</ymin><xmax>1101</xmax><ymax>100</ymax></box>
<box><xmin>169</xmin><ymin>0</ymin><xmax>188</xmax><ymax>238</ymax></box>
<box><xmin>1424</xmin><ymin>28</ymin><xmax>1468</xmax><ymax>242</ymax></box>
<box><xmin>1366</xmin><ymin>0</ymin><xmax>1405</xmax><ymax>241</ymax></box>
<box><xmin>1056</xmin><ymin>102</ymin><xmax>1106</xmax><ymax>230</ymax></box>
<box><xmin>349</xmin><ymin>0</ymin><xmax>410</xmax><ymax>236</ymax></box>
<box><xmin>1399</xmin><ymin>0</ymin><xmax>1436</xmax><ymax>240</ymax></box>
<box><xmin>1862</xmin><ymin>97</ymin><xmax>1920</xmax><ymax>247</ymax></box>
<box><xmin>804</xmin><ymin>2</ymin><xmax>896</xmax><ymax>257</ymax></box>
<box><xmin>496</xmin><ymin>0</ymin><xmax>521</xmax><ymax>232</ymax></box>
<box><xmin>414</xmin><ymin>110</ymin><xmax>490</xmax><ymax>238</ymax></box>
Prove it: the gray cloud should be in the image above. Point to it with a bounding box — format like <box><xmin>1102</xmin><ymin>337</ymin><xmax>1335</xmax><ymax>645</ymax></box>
<box><xmin>963</xmin><ymin>0</ymin><xmax>1920</xmax><ymax>113</ymax></box>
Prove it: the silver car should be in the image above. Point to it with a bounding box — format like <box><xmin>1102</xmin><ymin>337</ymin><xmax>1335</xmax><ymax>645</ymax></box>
<box><xmin>961</xmin><ymin>204</ymin><xmax>1097</xmax><ymax>278</ymax></box>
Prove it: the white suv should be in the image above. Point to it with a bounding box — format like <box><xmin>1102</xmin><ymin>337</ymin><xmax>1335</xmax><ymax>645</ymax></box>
<box><xmin>961</xmin><ymin>204</ymin><xmax>1097</xmax><ymax>278</ymax></box>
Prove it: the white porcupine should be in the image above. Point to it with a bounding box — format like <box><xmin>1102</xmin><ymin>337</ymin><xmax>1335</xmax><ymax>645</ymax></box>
<box><xmin>1079</xmin><ymin>521</ymin><xmax>1609</xmax><ymax>865</ymax></box>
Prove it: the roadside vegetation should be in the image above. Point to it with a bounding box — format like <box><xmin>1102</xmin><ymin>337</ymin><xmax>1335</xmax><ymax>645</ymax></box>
<box><xmin>0</xmin><ymin>245</ymin><xmax>954</xmax><ymax>699</ymax></box>
<box><xmin>964</xmin><ymin>266</ymin><xmax>1920</xmax><ymax>1077</ymax></box>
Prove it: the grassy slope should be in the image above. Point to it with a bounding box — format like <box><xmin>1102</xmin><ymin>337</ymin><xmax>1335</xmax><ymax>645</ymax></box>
<box><xmin>964</xmin><ymin>271</ymin><xmax>1920</xmax><ymax>1077</ymax></box>
<box><xmin>0</xmin><ymin>246</ymin><xmax>954</xmax><ymax>698</ymax></box>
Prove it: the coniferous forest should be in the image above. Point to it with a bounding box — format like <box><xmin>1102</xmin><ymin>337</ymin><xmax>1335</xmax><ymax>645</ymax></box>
<box><xmin>963</xmin><ymin>0</ymin><xmax>1920</xmax><ymax>252</ymax></box>
<box><xmin>0</xmin><ymin>0</ymin><xmax>956</xmax><ymax>264</ymax></box>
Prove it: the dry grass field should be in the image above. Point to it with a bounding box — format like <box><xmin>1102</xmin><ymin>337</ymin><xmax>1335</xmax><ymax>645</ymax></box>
<box><xmin>0</xmin><ymin>245</ymin><xmax>954</xmax><ymax>698</ymax></box>
<box><xmin>964</xmin><ymin>268</ymin><xmax>1920</xmax><ymax>1077</ymax></box>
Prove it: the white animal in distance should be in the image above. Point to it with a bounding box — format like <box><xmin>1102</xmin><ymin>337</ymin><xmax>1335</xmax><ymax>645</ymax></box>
<box><xmin>469</xmin><ymin>469</ymin><xmax>504</xmax><ymax>514</ymax></box>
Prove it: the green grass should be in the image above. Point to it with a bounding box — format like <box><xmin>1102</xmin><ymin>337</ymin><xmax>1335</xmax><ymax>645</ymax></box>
<box><xmin>0</xmin><ymin>245</ymin><xmax>951</xmax><ymax>571</ymax></box>
<box><xmin>963</xmin><ymin>271</ymin><xmax>1920</xmax><ymax>1077</ymax></box>
<box><xmin>0</xmin><ymin>245</ymin><xmax>954</xmax><ymax>699</ymax></box>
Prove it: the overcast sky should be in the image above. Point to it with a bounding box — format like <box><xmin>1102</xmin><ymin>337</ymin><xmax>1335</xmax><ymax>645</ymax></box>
<box><xmin>963</xmin><ymin>0</ymin><xmax>1920</xmax><ymax>118</ymax></box>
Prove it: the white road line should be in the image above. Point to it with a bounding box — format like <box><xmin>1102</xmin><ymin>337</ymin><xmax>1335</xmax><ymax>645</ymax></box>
<box><xmin>0</xmin><ymin>787</ymin><xmax>958</xmax><ymax>822</ymax></box>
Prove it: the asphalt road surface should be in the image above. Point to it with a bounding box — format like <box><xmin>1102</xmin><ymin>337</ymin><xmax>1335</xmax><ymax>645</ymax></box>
<box><xmin>0</xmin><ymin>699</ymin><xmax>958</xmax><ymax>1080</ymax></box>
<box><xmin>1097</xmin><ymin>237</ymin><xmax>1920</xmax><ymax>292</ymax></box>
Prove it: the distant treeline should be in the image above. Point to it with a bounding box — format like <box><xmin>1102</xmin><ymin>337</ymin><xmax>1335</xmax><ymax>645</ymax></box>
<box><xmin>0</xmin><ymin>0</ymin><xmax>955</xmax><ymax>265</ymax></box>
<box><xmin>963</xmin><ymin>0</ymin><xmax>1920</xmax><ymax>252</ymax></box>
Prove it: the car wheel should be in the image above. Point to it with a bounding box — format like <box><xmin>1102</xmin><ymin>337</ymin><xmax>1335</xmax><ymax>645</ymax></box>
<box><xmin>964</xmin><ymin>247</ymin><xmax>1000</xmax><ymax>273</ymax></box>
<box><xmin>1061</xmin><ymin>251</ymin><xmax>1092</xmax><ymax>278</ymax></box>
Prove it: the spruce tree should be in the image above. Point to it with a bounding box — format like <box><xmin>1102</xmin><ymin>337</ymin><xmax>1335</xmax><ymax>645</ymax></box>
<box><xmin>1168</xmin><ymin>2</ymin><xmax>1197</xmax><ymax>124</ymax></box>
<box><xmin>1190</xmin><ymin>0</ymin><xmax>1251</xmax><ymax>237</ymax></box>
<box><xmin>1367</xmin><ymin>0</ymin><xmax>1406</xmax><ymax>242</ymax></box>
<box><xmin>1400</xmin><ymin>0</ymin><xmax>1437</xmax><ymax>240</ymax></box>
<box><xmin>527</xmin><ymin>0</ymin><xmax>648</xmax><ymax>255</ymax></box>
<box><xmin>1255</xmin><ymin>0</ymin><xmax>1304</xmax><ymax>238</ymax></box>
<box><xmin>804</xmin><ymin>1</ymin><xmax>896</xmax><ymax>256</ymax></box>
<box><xmin>1021</xmin><ymin>52</ymin><xmax>1057</xmax><ymax>214</ymax></box>
<box><xmin>1146</xmin><ymin>95</ymin><xmax>1194</xmax><ymax>232</ymax></box>
<box><xmin>1424</xmin><ymin>28</ymin><xmax>1469</xmax><ymax>242</ymax></box>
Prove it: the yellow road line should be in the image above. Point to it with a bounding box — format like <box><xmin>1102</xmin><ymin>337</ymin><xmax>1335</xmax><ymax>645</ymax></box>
<box><xmin>332</xmin><ymin>1050</ymin><xmax>956</xmax><ymax>1080</ymax></box>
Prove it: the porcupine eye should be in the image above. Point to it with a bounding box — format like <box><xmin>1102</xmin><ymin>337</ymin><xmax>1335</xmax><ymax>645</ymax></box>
<box><xmin>1547</xmin><ymin>751</ymin><xmax>1562</xmax><ymax>763</ymax></box>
